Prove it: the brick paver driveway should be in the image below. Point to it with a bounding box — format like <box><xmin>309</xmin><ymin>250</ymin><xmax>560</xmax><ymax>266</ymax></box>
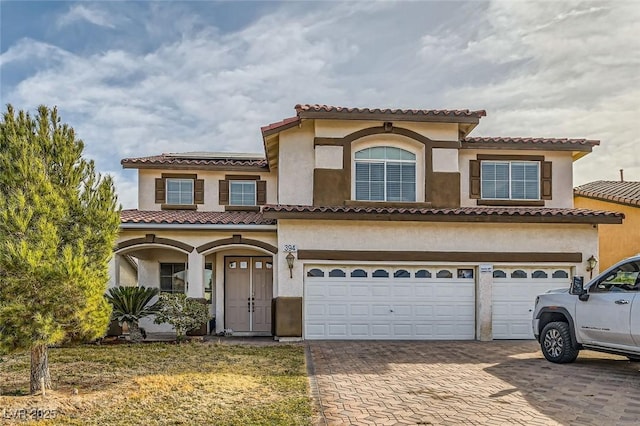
<box><xmin>306</xmin><ymin>340</ymin><xmax>640</xmax><ymax>425</ymax></box>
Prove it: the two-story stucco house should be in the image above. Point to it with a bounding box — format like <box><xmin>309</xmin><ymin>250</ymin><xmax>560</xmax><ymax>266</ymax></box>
<box><xmin>111</xmin><ymin>104</ymin><xmax>623</xmax><ymax>341</ymax></box>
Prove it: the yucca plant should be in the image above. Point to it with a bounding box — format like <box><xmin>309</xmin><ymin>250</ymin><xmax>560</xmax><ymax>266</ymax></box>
<box><xmin>105</xmin><ymin>286</ymin><xmax>159</xmax><ymax>342</ymax></box>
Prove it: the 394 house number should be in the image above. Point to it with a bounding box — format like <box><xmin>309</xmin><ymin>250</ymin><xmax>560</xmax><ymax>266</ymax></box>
<box><xmin>283</xmin><ymin>244</ymin><xmax>297</xmax><ymax>253</ymax></box>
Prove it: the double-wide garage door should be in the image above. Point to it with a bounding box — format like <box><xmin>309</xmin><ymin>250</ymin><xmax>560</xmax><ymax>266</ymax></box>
<box><xmin>304</xmin><ymin>265</ymin><xmax>475</xmax><ymax>340</ymax></box>
<box><xmin>304</xmin><ymin>264</ymin><xmax>572</xmax><ymax>340</ymax></box>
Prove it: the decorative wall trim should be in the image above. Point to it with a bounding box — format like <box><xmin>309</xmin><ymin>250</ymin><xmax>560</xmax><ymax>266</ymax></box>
<box><xmin>196</xmin><ymin>235</ymin><xmax>278</xmax><ymax>254</ymax></box>
<box><xmin>297</xmin><ymin>250</ymin><xmax>583</xmax><ymax>263</ymax></box>
<box><xmin>116</xmin><ymin>234</ymin><xmax>194</xmax><ymax>253</ymax></box>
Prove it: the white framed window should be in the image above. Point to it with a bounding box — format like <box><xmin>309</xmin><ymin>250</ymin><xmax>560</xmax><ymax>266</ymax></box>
<box><xmin>355</xmin><ymin>146</ymin><xmax>416</xmax><ymax>202</ymax></box>
<box><xmin>230</xmin><ymin>180</ymin><xmax>256</xmax><ymax>206</ymax></box>
<box><xmin>166</xmin><ymin>178</ymin><xmax>194</xmax><ymax>205</ymax></box>
<box><xmin>481</xmin><ymin>161</ymin><xmax>540</xmax><ymax>200</ymax></box>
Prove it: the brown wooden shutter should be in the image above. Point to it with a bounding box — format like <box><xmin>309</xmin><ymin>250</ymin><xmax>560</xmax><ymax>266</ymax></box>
<box><xmin>155</xmin><ymin>178</ymin><xmax>165</xmax><ymax>203</ymax></box>
<box><xmin>219</xmin><ymin>180</ymin><xmax>229</xmax><ymax>205</ymax></box>
<box><xmin>469</xmin><ymin>160</ymin><xmax>481</xmax><ymax>199</ymax></box>
<box><xmin>541</xmin><ymin>161</ymin><xmax>552</xmax><ymax>200</ymax></box>
<box><xmin>194</xmin><ymin>179</ymin><xmax>204</xmax><ymax>204</ymax></box>
<box><xmin>256</xmin><ymin>180</ymin><xmax>267</xmax><ymax>205</ymax></box>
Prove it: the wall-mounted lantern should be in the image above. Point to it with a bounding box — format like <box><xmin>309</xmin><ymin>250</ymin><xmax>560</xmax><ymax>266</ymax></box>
<box><xmin>586</xmin><ymin>255</ymin><xmax>598</xmax><ymax>279</ymax></box>
<box><xmin>286</xmin><ymin>252</ymin><xmax>295</xmax><ymax>279</ymax></box>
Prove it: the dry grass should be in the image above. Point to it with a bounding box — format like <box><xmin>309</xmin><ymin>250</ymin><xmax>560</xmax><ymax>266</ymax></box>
<box><xmin>0</xmin><ymin>341</ymin><xmax>312</xmax><ymax>425</ymax></box>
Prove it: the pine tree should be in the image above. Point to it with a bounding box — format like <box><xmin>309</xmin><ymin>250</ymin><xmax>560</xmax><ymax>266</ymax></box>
<box><xmin>0</xmin><ymin>105</ymin><xmax>120</xmax><ymax>394</ymax></box>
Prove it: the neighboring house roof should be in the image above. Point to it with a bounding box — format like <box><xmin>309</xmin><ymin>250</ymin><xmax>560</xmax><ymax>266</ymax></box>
<box><xmin>262</xmin><ymin>205</ymin><xmax>623</xmax><ymax>224</ymax></box>
<box><xmin>121</xmin><ymin>153</ymin><xmax>269</xmax><ymax>171</ymax></box>
<box><xmin>574</xmin><ymin>181</ymin><xmax>640</xmax><ymax>208</ymax></box>
<box><xmin>120</xmin><ymin>210</ymin><xmax>276</xmax><ymax>227</ymax></box>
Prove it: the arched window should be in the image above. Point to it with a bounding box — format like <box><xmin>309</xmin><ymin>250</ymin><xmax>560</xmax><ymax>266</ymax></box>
<box><xmin>511</xmin><ymin>270</ymin><xmax>527</xmax><ymax>279</ymax></box>
<box><xmin>351</xmin><ymin>269</ymin><xmax>368</xmax><ymax>278</ymax></box>
<box><xmin>532</xmin><ymin>270</ymin><xmax>548</xmax><ymax>279</ymax></box>
<box><xmin>437</xmin><ymin>270</ymin><xmax>453</xmax><ymax>279</ymax></box>
<box><xmin>493</xmin><ymin>270</ymin><xmax>507</xmax><ymax>278</ymax></box>
<box><xmin>373</xmin><ymin>269</ymin><xmax>390</xmax><ymax>278</ymax></box>
<box><xmin>394</xmin><ymin>269</ymin><xmax>410</xmax><ymax>278</ymax></box>
<box><xmin>552</xmin><ymin>270</ymin><xmax>569</xmax><ymax>279</ymax></box>
<box><xmin>355</xmin><ymin>147</ymin><xmax>416</xmax><ymax>202</ymax></box>
<box><xmin>329</xmin><ymin>269</ymin><xmax>346</xmax><ymax>278</ymax></box>
<box><xmin>307</xmin><ymin>268</ymin><xmax>324</xmax><ymax>277</ymax></box>
<box><xmin>415</xmin><ymin>269</ymin><xmax>432</xmax><ymax>278</ymax></box>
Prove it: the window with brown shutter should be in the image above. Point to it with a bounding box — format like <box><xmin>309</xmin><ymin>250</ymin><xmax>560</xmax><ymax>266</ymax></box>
<box><xmin>256</xmin><ymin>180</ymin><xmax>267</xmax><ymax>205</ymax></box>
<box><xmin>220</xmin><ymin>175</ymin><xmax>266</xmax><ymax>210</ymax></box>
<box><xmin>472</xmin><ymin>155</ymin><xmax>549</xmax><ymax>206</ymax></box>
<box><xmin>469</xmin><ymin>160</ymin><xmax>481</xmax><ymax>199</ymax></box>
<box><xmin>156</xmin><ymin>173</ymin><xmax>198</xmax><ymax>209</ymax></box>
<box><xmin>194</xmin><ymin>179</ymin><xmax>204</xmax><ymax>204</ymax></box>
<box><xmin>155</xmin><ymin>178</ymin><xmax>166</xmax><ymax>204</ymax></box>
<box><xmin>219</xmin><ymin>180</ymin><xmax>230</xmax><ymax>205</ymax></box>
<box><xmin>541</xmin><ymin>161</ymin><xmax>552</xmax><ymax>200</ymax></box>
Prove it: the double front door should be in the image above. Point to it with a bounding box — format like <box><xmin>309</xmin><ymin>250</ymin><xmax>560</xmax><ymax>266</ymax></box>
<box><xmin>225</xmin><ymin>256</ymin><xmax>273</xmax><ymax>333</ymax></box>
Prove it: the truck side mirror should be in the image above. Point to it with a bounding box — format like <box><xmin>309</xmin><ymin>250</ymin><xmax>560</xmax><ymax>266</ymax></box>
<box><xmin>571</xmin><ymin>276</ymin><xmax>589</xmax><ymax>301</ymax></box>
<box><xmin>571</xmin><ymin>276</ymin><xmax>584</xmax><ymax>294</ymax></box>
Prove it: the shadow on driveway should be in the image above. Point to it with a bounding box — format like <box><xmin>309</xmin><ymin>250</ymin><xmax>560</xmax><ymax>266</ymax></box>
<box><xmin>307</xmin><ymin>340</ymin><xmax>640</xmax><ymax>425</ymax></box>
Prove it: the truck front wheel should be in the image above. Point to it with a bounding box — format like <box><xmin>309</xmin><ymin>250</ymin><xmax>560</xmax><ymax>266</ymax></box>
<box><xmin>540</xmin><ymin>321</ymin><xmax>579</xmax><ymax>363</ymax></box>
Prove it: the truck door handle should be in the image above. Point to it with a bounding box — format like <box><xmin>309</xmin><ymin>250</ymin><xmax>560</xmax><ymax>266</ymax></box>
<box><xmin>615</xmin><ymin>299</ymin><xmax>630</xmax><ymax>305</ymax></box>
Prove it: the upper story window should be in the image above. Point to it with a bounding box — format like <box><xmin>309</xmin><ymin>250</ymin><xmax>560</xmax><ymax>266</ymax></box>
<box><xmin>155</xmin><ymin>174</ymin><xmax>203</xmax><ymax>209</ymax></box>
<box><xmin>470</xmin><ymin>156</ymin><xmax>552</xmax><ymax>205</ymax></box>
<box><xmin>230</xmin><ymin>181</ymin><xmax>256</xmax><ymax>206</ymax></box>
<box><xmin>166</xmin><ymin>178</ymin><xmax>194</xmax><ymax>205</ymax></box>
<box><xmin>354</xmin><ymin>147</ymin><xmax>416</xmax><ymax>202</ymax></box>
<box><xmin>481</xmin><ymin>161</ymin><xmax>540</xmax><ymax>200</ymax></box>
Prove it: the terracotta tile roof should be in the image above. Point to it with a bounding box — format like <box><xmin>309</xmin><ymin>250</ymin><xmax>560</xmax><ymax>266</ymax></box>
<box><xmin>574</xmin><ymin>181</ymin><xmax>640</xmax><ymax>207</ymax></box>
<box><xmin>463</xmin><ymin>136</ymin><xmax>599</xmax><ymax>148</ymax></box>
<box><xmin>262</xmin><ymin>205</ymin><xmax>623</xmax><ymax>224</ymax></box>
<box><xmin>120</xmin><ymin>210</ymin><xmax>276</xmax><ymax>225</ymax></box>
<box><xmin>260</xmin><ymin>116</ymin><xmax>300</xmax><ymax>137</ymax></box>
<box><xmin>295</xmin><ymin>104</ymin><xmax>487</xmax><ymax>118</ymax></box>
<box><xmin>121</xmin><ymin>154</ymin><xmax>268</xmax><ymax>170</ymax></box>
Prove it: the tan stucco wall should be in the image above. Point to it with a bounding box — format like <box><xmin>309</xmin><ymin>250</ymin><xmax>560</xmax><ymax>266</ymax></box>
<box><xmin>574</xmin><ymin>196</ymin><xmax>638</xmax><ymax>269</ymax></box>
<box><xmin>459</xmin><ymin>149</ymin><xmax>574</xmax><ymax>208</ymax></box>
<box><xmin>137</xmin><ymin>169</ymin><xmax>277</xmax><ymax>211</ymax></box>
<box><xmin>313</xmin><ymin>120</ymin><xmax>459</xmax><ymax>141</ymax></box>
<box><xmin>276</xmin><ymin>219</ymin><xmax>598</xmax><ymax>297</ymax></box>
<box><xmin>278</xmin><ymin>120</ymin><xmax>315</xmax><ymax>205</ymax></box>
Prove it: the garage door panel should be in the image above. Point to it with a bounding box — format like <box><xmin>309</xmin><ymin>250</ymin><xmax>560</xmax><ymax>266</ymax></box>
<box><xmin>350</xmin><ymin>305</ymin><xmax>370</xmax><ymax>316</ymax></box>
<box><xmin>350</xmin><ymin>324</ymin><xmax>370</xmax><ymax>336</ymax></box>
<box><xmin>306</xmin><ymin>304</ymin><xmax>326</xmax><ymax>317</ymax></box>
<box><xmin>350</xmin><ymin>284</ymin><xmax>371</xmax><ymax>297</ymax></box>
<box><xmin>372</xmin><ymin>286</ymin><xmax>391</xmax><ymax>297</ymax></box>
<box><xmin>372</xmin><ymin>305</ymin><xmax>392</xmax><ymax>316</ymax></box>
<box><xmin>328</xmin><ymin>285</ymin><xmax>349</xmax><ymax>297</ymax></box>
<box><xmin>392</xmin><ymin>285</ymin><xmax>412</xmax><ymax>297</ymax></box>
<box><xmin>328</xmin><ymin>304</ymin><xmax>348</xmax><ymax>317</ymax></box>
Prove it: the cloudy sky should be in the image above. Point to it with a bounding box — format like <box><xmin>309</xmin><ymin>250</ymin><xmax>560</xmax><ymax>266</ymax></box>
<box><xmin>1</xmin><ymin>1</ymin><xmax>639</xmax><ymax>209</ymax></box>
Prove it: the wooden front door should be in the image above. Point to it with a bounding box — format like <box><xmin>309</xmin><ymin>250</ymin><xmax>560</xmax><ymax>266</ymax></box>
<box><xmin>224</xmin><ymin>256</ymin><xmax>273</xmax><ymax>333</ymax></box>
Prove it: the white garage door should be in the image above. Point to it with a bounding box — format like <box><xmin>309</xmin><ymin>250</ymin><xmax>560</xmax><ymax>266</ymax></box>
<box><xmin>492</xmin><ymin>267</ymin><xmax>572</xmax><ymax>339</ymax></box>
<box><xmin>304</xmin><ymin>265</ymin><xmax>475</xmax><ymax>340</ymax></box>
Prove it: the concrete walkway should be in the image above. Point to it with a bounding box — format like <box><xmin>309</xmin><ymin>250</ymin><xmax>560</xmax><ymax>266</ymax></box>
<box><xmin>307</xmin><ymin>340</ymin><xmax>640</xmax><ymax>425</ymax></box>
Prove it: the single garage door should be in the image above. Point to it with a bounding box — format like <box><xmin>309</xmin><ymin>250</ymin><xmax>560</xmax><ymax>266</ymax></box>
<box><xmin>304</xmin><ymin>265</ymin><xmax>475</xmax><ymax>340</ymax></box>
<box><xmin>492</xmin><ymin>267</ymin><xmax>572</xmax><ymax>339</ymax></box>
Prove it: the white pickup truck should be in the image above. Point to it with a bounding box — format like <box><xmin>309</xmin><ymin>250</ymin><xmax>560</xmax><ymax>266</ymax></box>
<box><xmin>532</xmin><ymin>255</ymin><xmax>640</xmax><ymax>363</ymax></box>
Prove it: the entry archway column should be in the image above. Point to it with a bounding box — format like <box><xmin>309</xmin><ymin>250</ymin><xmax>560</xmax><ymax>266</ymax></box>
<box><xmin>187</xmin><ymin>250</ymin><xmax>204</xmax><ymax>298</ymax></box>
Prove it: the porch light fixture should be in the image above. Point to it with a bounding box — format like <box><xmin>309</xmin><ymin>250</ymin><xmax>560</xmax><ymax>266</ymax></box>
<box><xmin>586</xmin><ymin>255</ymin><xmax>598</xmax><ymax>279</ymax></box>
<box><xmin>286</xmin><ymin>252</ymin><xmax>295</xmax><ymax>278</ymax></box>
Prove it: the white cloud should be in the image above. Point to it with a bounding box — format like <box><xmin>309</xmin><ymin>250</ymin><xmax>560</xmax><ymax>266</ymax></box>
<box><xmin>56</xmin><ymin>4</ymin><xmax>116</xmax><ymax>29</ymax></box>
<box><xmin>3</xmin><ymin>1</ymin><xmax>639</xmax><ymax>208</ymax></box>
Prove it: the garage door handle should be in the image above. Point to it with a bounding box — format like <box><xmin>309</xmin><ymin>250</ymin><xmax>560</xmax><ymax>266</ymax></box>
<box><xmin>615</xmin><ymin>299</ymin><xmax>629</xmax><ymax>305</ymax></box>
<box><xmin>390</xmin><ymin>309</ymin><xmax>394</xmax><ymax>313</ymax></box>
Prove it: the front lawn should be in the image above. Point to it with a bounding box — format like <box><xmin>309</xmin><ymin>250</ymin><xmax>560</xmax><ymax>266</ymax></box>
<box><xmin>0</xmin><ymin>342</ymin><xmax>312</xmax><ymax>425</ymax></box>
